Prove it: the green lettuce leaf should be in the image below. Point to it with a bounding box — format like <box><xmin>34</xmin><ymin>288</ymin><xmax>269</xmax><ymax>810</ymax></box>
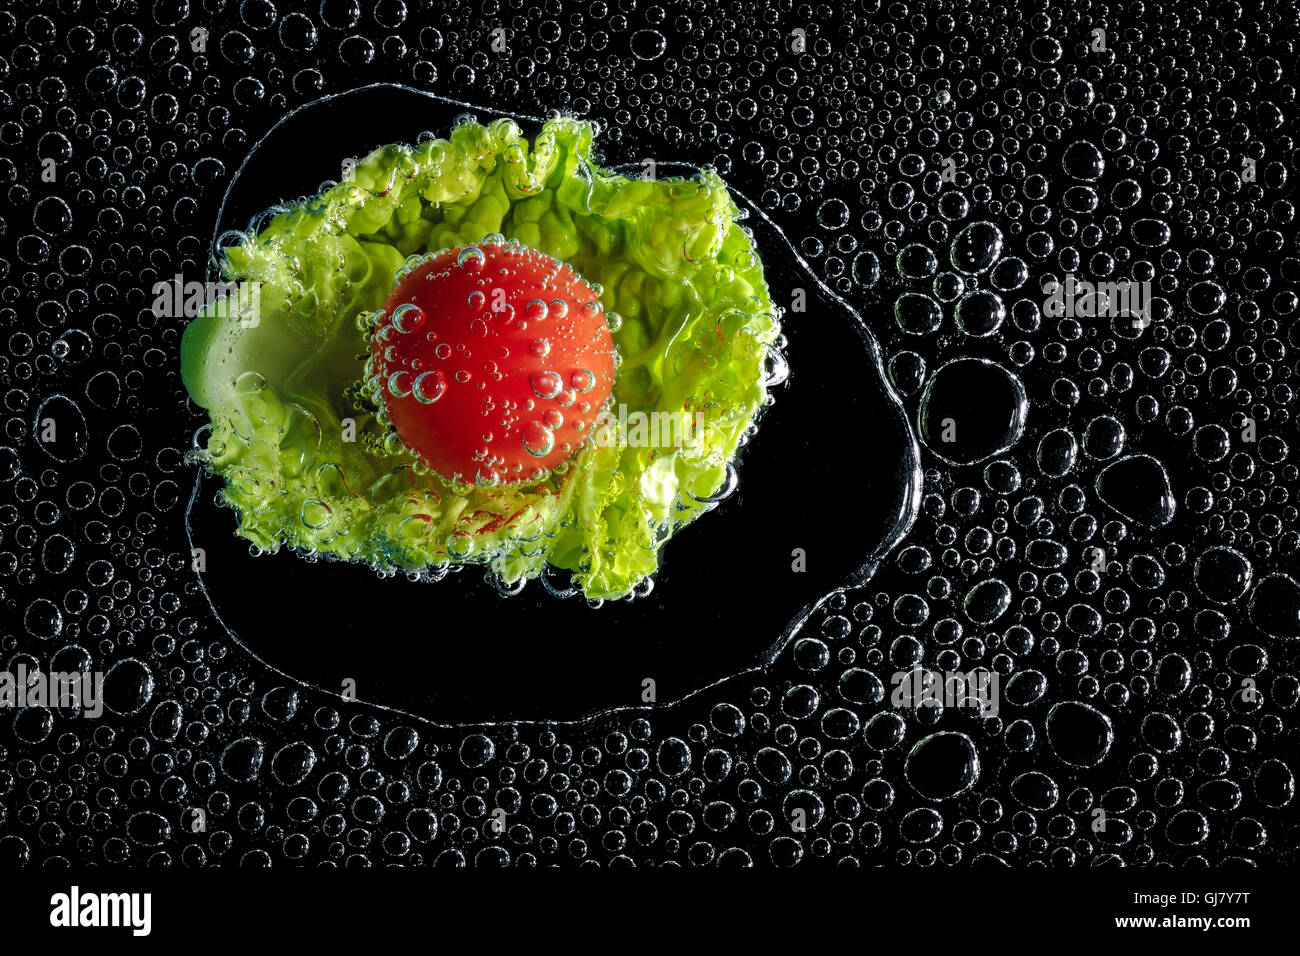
<box><xmin>181</xmin><ymin>116</ymin><xmax>778</xmax><ymax>599</ymax></box>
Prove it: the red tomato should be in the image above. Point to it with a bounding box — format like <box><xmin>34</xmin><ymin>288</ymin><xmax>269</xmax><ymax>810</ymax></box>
<box><xmin>370</xmin><ymin>241</ymin><xmax>617</xmax><ymax>485</ymax></box>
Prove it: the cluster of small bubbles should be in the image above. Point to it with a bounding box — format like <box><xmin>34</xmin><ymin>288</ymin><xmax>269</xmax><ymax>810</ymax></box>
<box><xmin>0</xmin><ymin>0</ymin><xmax>1293</xmax><ymax>870</ymax></box>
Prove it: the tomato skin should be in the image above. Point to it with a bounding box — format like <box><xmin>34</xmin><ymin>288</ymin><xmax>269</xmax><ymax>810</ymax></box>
<box><xmin>370</xmin><ymin>242</ymin><xmax>617</xmax><ymax>485</ymax></box>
